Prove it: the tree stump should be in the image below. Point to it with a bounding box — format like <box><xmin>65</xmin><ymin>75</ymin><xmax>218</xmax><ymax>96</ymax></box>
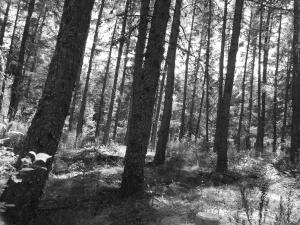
<box><xmin>195</xmin><ymin>212</ymin><xmax>220</xmax><ymax>225</ymax></box>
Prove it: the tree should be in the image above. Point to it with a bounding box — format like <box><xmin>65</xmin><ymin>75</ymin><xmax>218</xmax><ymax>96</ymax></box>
<box><xmin>179</xmin><ymin>0</ymin><xmax>196</xmax><ymax>141</ymax></box>
<box><xmin>154</xmin><ymin>0</ymin><xmax>182</xmax><ymax>165</ymax></box>
<box><xmin>76</xmin><ymin>0</ymin><xmax>105</xmax><ymax>139</ymax></box>
<box><xmin>8</xmin><ymin>0</ymin><xmax>36</xmax><ymax>121</ymax></box>
<box><xmin>213</xmin><ymin>0</ymin><xmax>244</xmax><ymax>173</ymax></box>
<box><xmin>102</xmin><ymin>0</ymin><xmax>131</xmax><ymax>145</ymax></box>
<box><xmin>291</xmin><ymin>0</ymin><xmax>300</xmax><ymax>162</ymax></box>
<box><xmin>0</xmin><ymin>0</ymin><xmax>11</xmax><ymax>46</ymax></box>
<box><xmin>120</xmin><ymin>0</ymin><xmax>171</xmax><ymax>196</ymax></box>
<box><xmin>0</xmin><ymin>0</ymin><xmax>94</xmax><ymax>224</ymax></box>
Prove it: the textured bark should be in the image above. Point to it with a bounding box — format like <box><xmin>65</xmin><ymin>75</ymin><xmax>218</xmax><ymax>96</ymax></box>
<box><xmin>8</xmin><ymin>0</ymin><xmax>36</xmax><ymax>121</ymax></box>
<box><xmin>102</xmin><ymin>0</ymin><xmax>131</xmax><ymax>145</ymax></box>
<box><xmin>246</xmin><ymin>29</ymin><xmax>258</xmax><ymax>150</ymax></box>
<box><xmin>272</xmin><ymin>12</ymin><xmax>282</xmax><ymax>153</ymax></box>
<box><xmin>291</xmin><ymin>0</ymin><xmax>300</xmax><ymax>162</ymax></box>
<box><xmin>216</xmin><ymin>0</ymin><xmax>228</xmax><ymax>131</ymax></box>
<box><xmin>188</xmin><ymin>32</ymin><xmax>204</xmax><ymax>139</ymax></box>
<box><xmin>179</xmin><ymin>0</ymin><xmax>196</xmax><ymax>141</ymax></box>
<box><xmin>0</xmin><ymin>0</ymin><xmax>94</xmax><ymax>224</ymax></box>
<box><xmin>95</xmin><ymin>19</ymin><xmax>117</xmax><ymax>137</ymax></box>
<box><xmin>0</xmin><ymin>1</ymin><xmax>20</xmax><ymax>113</ymax></box>
<box><xmin>237</xmin><ymin>10</ymin><xmax>253</xmax><ymax>152</ymax></box>
<box><xmin>205</xmin><ymin>0</ymin><xmax>212</xmax><ymax>147</ymax></box>
<box><xmin>120</xmin><ymin>0</ymin><xmax>171</xmax><ymax>196</ymax></box>
<box><xmin>154</xmin><ymin>0</ymin><xmax>182</xmax><ymax>165</ymax></box>
<box><xmin>0</xmin><ymin>0</ymin><xmax>11</xmax><ymax>46</ymax></box>
<box><xmin>213</xmin><ymin>0</ymin><xmax>244</xmax><ymax>173</ymax></box>
<box><xmin>76</xmin><ymin>0</ymin><xmax>105</xmax><ymax>139</ymax></box>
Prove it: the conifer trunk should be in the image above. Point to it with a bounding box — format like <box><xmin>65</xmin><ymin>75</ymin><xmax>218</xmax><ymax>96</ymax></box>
<box><xmin>0</xmin><ymin>0</ymin><xmax>11</xmax><ymax>46</ymax></box>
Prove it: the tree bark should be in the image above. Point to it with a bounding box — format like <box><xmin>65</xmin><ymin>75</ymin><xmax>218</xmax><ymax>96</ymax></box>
<box><xmin>0</xmin><ymin>0</ymin><xmax>11</xmax><ymax>46</ymax></box>
<box><xmin>154</xmin><ymin>0</ymin><xmax>182</xmax><ymax>165</ymax></box>
<box><xmin>8</xmin><ymin>0</ymin><xmax>36</xmax><ymax>121</ymax></box>
<box><xmin>291</xmin><ymin>0</ymin><xmax>300</xmax><ymax>163</ymax></box>
<box><xmin>0</xmin><ymin>1</ymin><xmax>94</xmax><ymax>224</ymax></box>
<box><xmin>120</xmin><ymin>0</ymin><xmax>171</xmax><ymax>196</ymax></box>
<box><xmin>237</xmin><ymin>10</ymin><xmax>253</xmax><ymax>152</ymax></box>
<box><xmin>195</xmin><ymin>76</ymin><xmax>206</xmax><ymax>141</ymax></box>
<box><xmin>213</xmin><ymin>0</ymin><xmax>244</xmax><ymax>173</ymax></box>
<box><xmin>205</xmin><ymin>0</ymin><xmax>212</xmax><ymax>148</ymax></box>
<box><xmin>272</xmin><ymin>11</ymin><xmax>282</xmax><ymax>153</ymax></box>
<box><xmin>102</xmin><ymin>0</ymin><xmax>130</xmax><ymax>145</ymax></box>
<box><xmin>76</xmin><ymin>0</ymin><xmax>105</xmax><ymax>139</ymax></box>
<box><xmin>0</xmin><ymin>1</ymin><xmax>20</xmax><ymax>113</ymax></box>
<box><xmin>179</xmin><ymin>0</ymin><xmax>196</xmax><ymax>141</ymax></box>
<box><xmin>95</xmin><ymin>19</ymin><xmax>118</xmax><ymax>137</ymax></box>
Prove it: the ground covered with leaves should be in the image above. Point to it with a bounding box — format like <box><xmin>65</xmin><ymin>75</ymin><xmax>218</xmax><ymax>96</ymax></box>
<box><xmin>0</xmin><ymin>142</ymin><xmax>300</xmax><ymax>225</ymax></box>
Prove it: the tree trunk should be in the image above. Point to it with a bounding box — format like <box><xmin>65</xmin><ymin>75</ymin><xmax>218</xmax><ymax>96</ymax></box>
<box><xmin>0</xmin><ymin>0</ymin><xmax>11</xmax><ymax>46</ymax></box>
<box><xmin>237</xmin><ymin>10</ymin><xmax>253</xmax><ymax>152</ymax></box>
<box><xmin>120</xmin><ymin>0</ymin><xmax>171</xmax><ymax>196</ymax></box>
<box><xmin>272</xmin><ymin>12</ymin><xmax>282</xmax><ymax>153</ymax></box>
<box><xmin>0</xmin><ymin>1</ymin><xmax>94</xmax><ymax>224</ymax></box>
<box><xmin>102</xmin><ymin>0</ymin><xmax>130</xmax><ymax>145</ymax></box>
<box><xmin>291</xmin><ymin>0</ymin><xmax>300</xmax><ymax>163</ymax></box>
<box><xmin>8</xmin><ymin>0</ymin><xmax>36</xmax><ymax>121</ymax></box>
<box><xmin>213</xmin><ymin>0</ymin><xmax>244</xmax><ymax>173</ymax></box>
<box><xmin>205</xmin><ymin>0</ymin><xmax>212</xmax><ymax>148</ymax></box>
<box><xmin>216</xmin><ymin>0</ymin><xmax>228</xmax><ymax>132</ymax></box>
<box><xmin>0</xmin><ymin>1</ymin><xmax>20</xmax><ymax>113</ymax></box>
<box><xmin>150</xmin><ymin>64</ymin><xmax>166</xmax><ymax>149</ymax></box>
<box><xmin>154</xmin><ymin>0</ymin><xmax>182</xmax><ymax>165</ymax></box>
<box><xmin>255</xmin><ymin>4</ymin><xmax>264</xmax><ymax>154</ymax></box>
<box><xmin>281</xmin><ymin>59</ymin><xmax>291</xmax><ymax>150</ymax></box>
<box><xmin>195</xmin><ymin>76</ymin><xmax>206</xmax><ymax>141</ymax></box>
<box><xmin>95</xmin><ymin>19</ymin><xmax>118</xmax><ymax>137</ymax></box>
<box><xmin>112</xmin><ymin>37</ymin><xmax>131</xmax><ymax>141</ymax></box>
<box><xmin>188</xmin><ymin>31</ymin><xmax>204</xmax><ymax>139</ymax></box>
<box><xmin>246</xmin><ymin>28</ymin><xmax>258</xmax><ymax>150</ymax></box>
<box><xmin>179</xmin><ymin>0</ymin><xmax>196</xmax><ymax>141</ymax></box>
<box><xmin>76</xmin><ymin>0</ymin><xmax>105</xmax><ymax>139</ymax></box>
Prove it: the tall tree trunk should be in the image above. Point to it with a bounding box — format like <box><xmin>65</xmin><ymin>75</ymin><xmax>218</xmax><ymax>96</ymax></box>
<box><xmin>216</xmin><ymin>0</ymin><xmax>228</xmax><ymax>130</ymax></box>
<box><xmin>154</xmin><ymin>0</ymin><xmax>182</xmax><ymax>165</ymax></box>
<box><xmin>120</xmin><ymin>0</ymin><xmax>171</xmax><ymax>196</ymax></box>
<box><xmin>195</xmin><ymin>76</ymin><xmax>206</xmax><ymax>141</ymax></box>
<box><xmin>179</xmin><ymin>0</ymin><xmax>196</xmax><ymax>141</ymax></box>
<box><xmin>95</xmin><ymin>19</ymin><xmax>118</xmax><ymax>137</ymax></box>
<box><xmin>8</xmin><ymin>0</ymin><xmax>36</xmax><ymax>121</ymax></box>
<box><xmin>237</xmin><ymin>10</ymin><xmax>253</xmax><ymax>152</ymax></box>
<box><xmin>112</xmin><ymin>37</ymin><xmax>131</xmax><ymax>141</ymax></box>
<box><xmin>0</xmin><ymin>0</ymin><xmax>11</xmax><ymax>46</ymax></box>
<box><xmin>102</xmin><ymin>0</ymin><xmax>130</xmax><ymax>145</ymax></box>
<box><xmin>213</xmin><ymin>0</ymin><xmax>244</xmax><ymax>173</ymax></box>
<box><xmin>272</xmin><ymin>12</ymin><xmax>282</xmax><ymax>153</ymax></box>
<box><xmin>150</xmin><ymin>64</ymin><xmax>166</xmax><ymax>149</ymax></box>
<box><xmin>123</xmin><ymin>0</ymin><xmax>150</xmax><ymax>145</ymax></box>
<box><xmin>291</xmin><ymin>0</ymin><xmax>300</xmax><ymax>163</ymax></box>
<box><xmin>246</xmin><ymin>28</ymin><xmax>258</xmax><ymax>150</ymax></box>
<box><xmin>0</xmin><ymin>1</ymin><xmax>94</xmax><ymax>224</ymax></box>
<box><xmin>281</xmin><ymin>59</ymin><xmax>291</xmax><ymax>150</ymax></box>
<box><xmin>76</xmin><ymin>0</ymin><xmax>105</xmax><ymax>139</ymax></box>
<box><xmin>188</xmin><ymin>31</ymin><xmax>204</xmax><ymax>139</ymax></box>
<box><xmin>256</xmin><ymin>4</ymin><xmax>264</xmax><ymax>154</ymax></box>
<box><xmin>205</xmin><ymin>0</ymin><xmax>212</xmax><ymax>148</ymax></box>
<box><xmin>0</xmin><ymin>1</ymin><xmax>20</xmax><ymax>113</ymax></box>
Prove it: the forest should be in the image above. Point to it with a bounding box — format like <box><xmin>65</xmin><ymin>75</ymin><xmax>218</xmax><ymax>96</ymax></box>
<box><xmin>0</xmin><ymin>0</ymin><xmax>299</xmax><ymax>224</ymax></box>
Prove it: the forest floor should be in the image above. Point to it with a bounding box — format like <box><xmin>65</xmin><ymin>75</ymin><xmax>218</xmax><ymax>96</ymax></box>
<box><xmin>1</xmin><ymin>142</ymin><xmax>300</xmax><ymax>225</ymax></box>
